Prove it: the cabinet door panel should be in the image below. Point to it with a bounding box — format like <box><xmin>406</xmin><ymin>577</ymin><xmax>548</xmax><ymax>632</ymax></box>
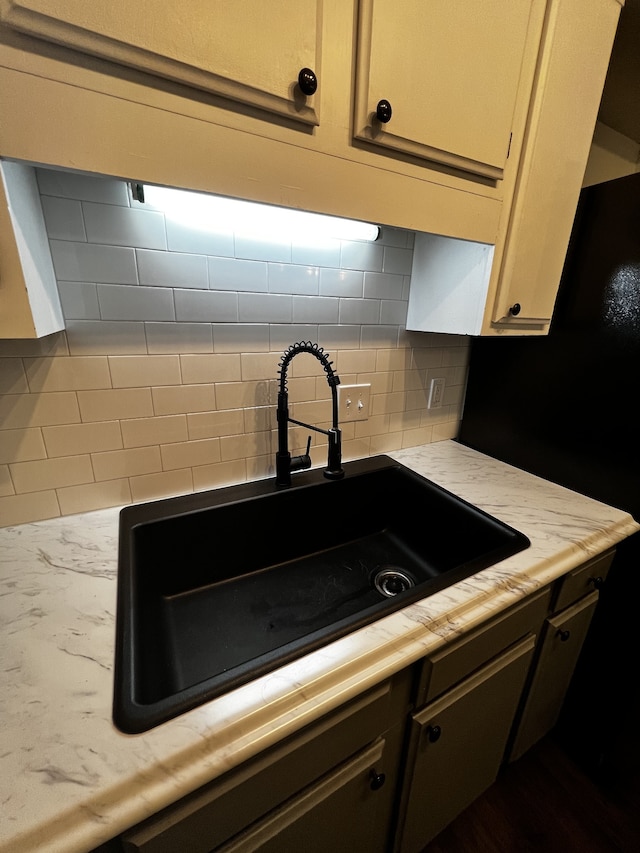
<box><xmin>489</xmin><ymin>0</ymin><xmax>622</xmax><ymax>327</ymax></box>
<box><xmin>509</xmin><ymin>591</ymin><xmax>599</xmax><ymax>761</ymax></box>
<box><xmin>0</xmin><ymin>0</ymin><xmax>322</xmax><ymax>125</ymax></box>
<box><xmin>400</xmin><ymin>636</ymin><xmax>535</xmax><ymax>853</ymax></box>
<box><xmin>354</xmin><ymin>0</ymin><xmax>532</xmax><ymax>179</ymax></box>
<box><xmin>219</xmin><ymin>738</ymin><xmax>391</xmax><ymax>853</ymax></box>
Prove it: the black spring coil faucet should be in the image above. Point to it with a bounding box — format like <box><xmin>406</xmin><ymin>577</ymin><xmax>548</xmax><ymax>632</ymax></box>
<box><xmin>275</xmin><ymin>341</ymin><xmax>344</xmax><ymax>488</ymax></box>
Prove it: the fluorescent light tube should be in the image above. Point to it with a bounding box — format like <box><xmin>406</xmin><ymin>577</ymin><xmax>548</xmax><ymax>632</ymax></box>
<box><xmin>142</xmin><ymin>185</ymin><xmax>380</xmax><ymax>242</ymax></box>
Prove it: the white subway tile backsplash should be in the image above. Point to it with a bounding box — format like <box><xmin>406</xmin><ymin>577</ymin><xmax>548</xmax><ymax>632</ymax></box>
<box><xmin>174</xmin><ymin>289</ymin><xmax>238</xmax><ymax>323</ymax></box>
<box><xmin>66</xmin><ymin>320</ymin><xmax>148</xmax><ymax>355</ymax></box>
<box><xmin>77</xmin><ymin>388</ymin><xmax>153</xmax><ymax>422</ymax></box>
<box><xmin>10</xmin><ymin>454</ymin><xmax>93</xmax><ymax>493</ymax></box>
<box><xmin>92</xmin><ymin>446</ymin><xmax>161</xmax><ymax>481</ymax></box>
<box><xmin>42</xmin><ymin>421</ymin><xmax>123</xmax><ymax>457</ymax></box>
<box><xmin>340</xmin><ymin>240</ymin><xmax>384</xmax><ymax>272</ymax></box>
<box><xmin>377</xmin><ymin>226</ymin><xmax>411</xmax><ymax>248</ymax></box>
<box><xmin>0</xmin><ymin>358</ymin><xmax>28</xmax><ymax>394</ymax></box>
<box><xmin>364</xmin><ymin>272</ymin><xmax>406</xmax><ymax>300</ymax></box>
<box><xmin>268</xmin><ymin>263</ymin><xmax>319</xmax><ymax>295</ymax></box>
<box><xmin>292</xmin><ymin>296</ymin><xmax>339</xmax><ymax>324</ymax></box>
<box><xmin>382</xmin><ymin>245</ymin><xmax>414</xmax><ymax>275</ymax></box>
<box><xmin>36</xmin><ymin>169</ymin><xmax>129</xmax><ymax>205</ymax></box>
<box><xmin>180</xmin><ymin>353</ymin><xmax>241</xmax><ymax>384</ymax></box>
<box><xmin>50</xmin><ymin>241</ymin><xmax>138</xmax><ymax>284</ymax></box>
<box><xmin>0</xmin><ymin>465</ymin><xmax>14</xmax><ymax>497</ymax></box>
<box><xmin>41</xmin><ymin>196</ymin><xmax>86</xmax><ymax>241</ymax></box>
<box><xmin>187</xmin><ymin>409</ymin><xmax>245</xmax><ymax>440</ymax></box>
<box><xmin>120</xmin><ymin>414</ymin><xmax>188</xmax><ymax>448</ymax></box>
<box><xmin>145</xmin><ymin>322</ymin><xmax>213</xmax><ymax>353</ymax></box>
<box><xmin>317</xmin><ymin>325</ymin><xmax>362</xmax><ymax>350</ymax></box>
<box><xmin>152</xmin><ymin>384</ymin><xmax>216</xmax><ymax>415</ymax></box>
<box><xmin>0</xmin><ymin>392</ymin><xmax>80</xmax><ymax>429</ymax></box>
<box><xmin>57</xmin><ymin>478</ymin><xmax>132</xmax><ymax>515</ymax></box>
<box><xmin>137</xmin><ymin>248</ymin><xmax>208</xmax><ymax>288</ymax></box>
<box><xmin>238</xmin><ymin>293</ymin><xmax>292</xmax><ymax>323</ymax></box>
<box><xmin>269</xmin><ymin>325</ymin><xmax>318</xmax><ymax>351</ymax></box>
<box><xmin>0</xmin><ymin>168</ymin><xmax>471</xmax><ymax>528</ymax></box>
<box><xmin>24</xmin><ymin>356</ymin><xmax>111</xmax><ymax>392</ymax></box>
<box><xmin>380</xmin><ymin>299</ymin><xmax>408</xmax><ymax>325</ymax></box>
<box><xmin>319</xmin><ymin>268</ymin><xmax>364</xmax><ymax>298</ymax></box>
<box><xmin>212</xmin><ymin>324</ymin><xmax>270</xmax><ymax>353</ymax></box>
<box><xmin>166</xmin><ymin>219</ymin><xmax>234</xmax><ymax>256</ymax></box>
<box><xmin>208</xmin><ymin>257</ymin><xmax>268</xmax><ymax>292</ymax></box>
<box><xmin>57</xmin><ymin>282</ymin><xmax>101</xmax><ymax>320</ymax></box>
<box><xmin>361</xmin><ymin>326</ymin><xmax>401</xmax><ymax>348</ymax></box>
<box><xmin>0</xmin><ymin>428</ymin><xmax>47</xmax><ymax>464</ymax></box>
<box><xmin>108</xmin><ymin>355</ymin><xmax>181</xmax><ymax>388</ymax></box>
<box><xmin>339</xmin><ymin>298</ymin><xmax>380</xmax><ymax>325</ymax></box>
<box><xmin>291</xmin><ymin>239</ymin><xmax>341</xmax><ymax>268</ymax></box>
<box><xmin>97</xmin><ymin>284</ymin><xmax>175</xmax><ymax>321</ymax></box>
<box><xmin>235</xmin><ymin>234</ymin><xmax>291</xmax><ymax>263</ymax></box>
<box><xmin>83</xmin><ymin>202</ymin><xmax>167</xmax><ymax>250</ymax></box>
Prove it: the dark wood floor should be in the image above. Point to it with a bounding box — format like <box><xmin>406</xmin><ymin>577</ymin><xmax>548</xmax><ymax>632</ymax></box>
<box><xmin>422</xmin><ymin>736</ymin><xmax>640</xmax><ymax>853</ymax></box>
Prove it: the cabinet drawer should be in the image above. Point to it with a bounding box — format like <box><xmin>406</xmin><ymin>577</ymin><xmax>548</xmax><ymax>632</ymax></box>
<box><xmin>122</xmin><ymin>678</ymin><xmax>400</xmax><ymax>853</ymax></box>
<box><xmin>217</xmin><ymin>738</ymin><xmax>391</xmax><ymax>853</ymax></box>
<box><xmin>552</xmin><ymin>550</ymin><xmax>614</xmax><ymax>612</ymax></box>
<box><xmin>416</xmin><ymin>588</ymin><xmax>550</xmax><ymax>706</ymax></box>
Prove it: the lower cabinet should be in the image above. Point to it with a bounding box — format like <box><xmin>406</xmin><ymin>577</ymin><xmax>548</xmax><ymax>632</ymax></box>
<box><xmin>120</xmin><ymin>672</ymin><xmax>411</xmax><ymax>853</ymax></box>
<box><xmin>398</xmin><ymin>636</ymin><xmax>535</xmax><ymax>853</ymax></box>
<box><xmin>102</xmin><ymin>549</ymin><xmax>614</xmax><ymax>853</ymax></box>
<box><xmin>507</xmin><ymin>550</ymin><xmax>614</xmax><ymax>761</ymax></box>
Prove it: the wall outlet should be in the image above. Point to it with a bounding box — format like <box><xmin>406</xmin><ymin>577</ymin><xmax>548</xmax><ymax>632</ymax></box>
<box><xmin>428</xmin><ymin>377</ymin><xmax>445</xmax><ymax>409</ymax></box>
<box><xmin>338</xmin><ymin>383</ymin><xmax>371</xmax><ymax>422</ymax></box>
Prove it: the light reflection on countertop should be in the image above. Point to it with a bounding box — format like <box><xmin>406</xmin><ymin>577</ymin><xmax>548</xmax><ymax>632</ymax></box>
<box><xmin>0</xmin><ymin>441</ymin><xmax>637</xmax><ymax>853</ymax></box>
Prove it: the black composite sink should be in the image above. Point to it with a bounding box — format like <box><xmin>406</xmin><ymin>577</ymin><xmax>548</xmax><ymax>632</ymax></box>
<box><xmin>114</xmin><ymin>455</ymin><xmax>529</xmax><ymax>733</ymax></box>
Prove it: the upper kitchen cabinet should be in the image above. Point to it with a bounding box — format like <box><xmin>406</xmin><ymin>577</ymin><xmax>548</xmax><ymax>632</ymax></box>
<box><xmin>353</xmin><ymin>0</ymin><xmax>533</xmax><ymax>181</ymax></box>
<box><xmin>0</xmin><ymin>0</ymin><xmax>323</xmax><ymax>126</ymax></box>
<box><xmin>0</xmin><ymin>0</ymin><xmax>626</xmax><ymax>335</ymax></box>
<box><xmin>407</xmin><ymin>0</ymin><xmax>624</xmax><ymax>335</ymax></box>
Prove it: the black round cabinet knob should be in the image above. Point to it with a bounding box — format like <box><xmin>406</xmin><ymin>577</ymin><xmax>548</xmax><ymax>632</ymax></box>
<box><xmin>557</xmin><ymin>629</ymin><xmax>571</xmax><ymax>642</ymax></box>
<box><xmin>426</xmin><ymin>724</ymin><xmax>442</xmax><ymax>743</ymax></box>
<box><xmin>375</xmin><ymin>99</ymin><xmax>393</xmax><ymax>123</ymax></box>
<box><xmin>509</xmin><ymin>303</ymin><xmax>522</xmax><ymax>316</ymax></box>
<box><xmin>589</xmin><ymin>576</ymin><xmax>605</xmax><ymax>590</ymax></box>
<box><xmin>369</xmin><ymin>770</ymin><xmax>386</xmax><ymax>790</ymax></box>
<box><xmin>297</xmin><ymin>68</ymin><xmax>318</xmax><ymax>96</ymax></box>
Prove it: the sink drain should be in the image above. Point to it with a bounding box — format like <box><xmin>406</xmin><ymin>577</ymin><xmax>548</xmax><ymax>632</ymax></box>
<box><xmin>373</xmin><ymin>567</ymin><xmax>415</xmax><ymax>598</ymax></box>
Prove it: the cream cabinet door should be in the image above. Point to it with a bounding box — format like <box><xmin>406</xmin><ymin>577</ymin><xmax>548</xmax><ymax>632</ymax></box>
<box><xmin>354</xmin><ymin>0</ymin><xmax>533</xmax><ymax>180</ymax></box>
<box><xmin>509</xmin><ymin>591</ymin><xmax>599</xmax><ymax>761</ymax></box>
<box><xmin>399</xmin><ymin>636</ymin><xmax>535</xmax><ymax>852</ymax></box>
<box><xmin>0</xmin><ymin>0</ymin><xmax>323</xmax><ymax>125</ymax></box>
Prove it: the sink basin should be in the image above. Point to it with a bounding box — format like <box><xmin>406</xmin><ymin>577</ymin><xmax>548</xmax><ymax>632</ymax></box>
<box><xmin>114</xmin><ymin>455</ymin><xmax>529</xmax><ymax>733</ymax></box>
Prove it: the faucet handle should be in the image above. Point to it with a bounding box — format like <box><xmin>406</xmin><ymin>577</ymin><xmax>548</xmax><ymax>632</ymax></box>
<box><xmin>290</xmin><ymin>435</ymin><xmax>312</xmax><ymax>474</ymax></box>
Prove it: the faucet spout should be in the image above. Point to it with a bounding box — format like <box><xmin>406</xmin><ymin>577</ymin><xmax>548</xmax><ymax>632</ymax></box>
<box><xmin>275</xmin><ymin>341</ymin><xmax>344</xmax><ymax>488</ymax></box>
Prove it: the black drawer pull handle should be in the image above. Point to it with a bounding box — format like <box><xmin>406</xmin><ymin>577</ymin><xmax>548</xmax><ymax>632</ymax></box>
<box><xmin>589</xmin><ymin>575</ymin><xmax>605</xmax><ymax>590</ymax></box>
<box><xmin>557</xmin><ymin>629</ymin><xmax>571</xmax><ymax>642</ymax></box>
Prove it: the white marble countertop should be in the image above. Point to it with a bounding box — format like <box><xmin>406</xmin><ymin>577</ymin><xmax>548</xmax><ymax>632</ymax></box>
<box><xmin>1</xmin><ymin>441</ymin><xmax>637</xmax><ymax>853</ymax></box>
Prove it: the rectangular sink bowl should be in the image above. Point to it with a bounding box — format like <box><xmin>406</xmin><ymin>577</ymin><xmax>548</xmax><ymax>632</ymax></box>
<box><xmin>114</xmin><ymin>455</ymin><xmax>529</xmax><ymax>733</ymax></box>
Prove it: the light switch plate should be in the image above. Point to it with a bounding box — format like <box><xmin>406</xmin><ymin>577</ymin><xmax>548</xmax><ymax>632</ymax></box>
<box><xmin>338</xmin><ymin>383</ymin><xmax>371</xmax><ymax>422</ymax></box>
<box><xmin>428</xmin><ymin>378</ymin><xmax>445</xmax><ymax>409</ymax></box>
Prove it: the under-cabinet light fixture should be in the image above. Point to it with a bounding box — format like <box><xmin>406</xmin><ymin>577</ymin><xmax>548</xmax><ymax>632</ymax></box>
<box><xmin>140</xmin><ymin>184</ymin><xmax>380</xmax><ymax>243</ymax></box>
